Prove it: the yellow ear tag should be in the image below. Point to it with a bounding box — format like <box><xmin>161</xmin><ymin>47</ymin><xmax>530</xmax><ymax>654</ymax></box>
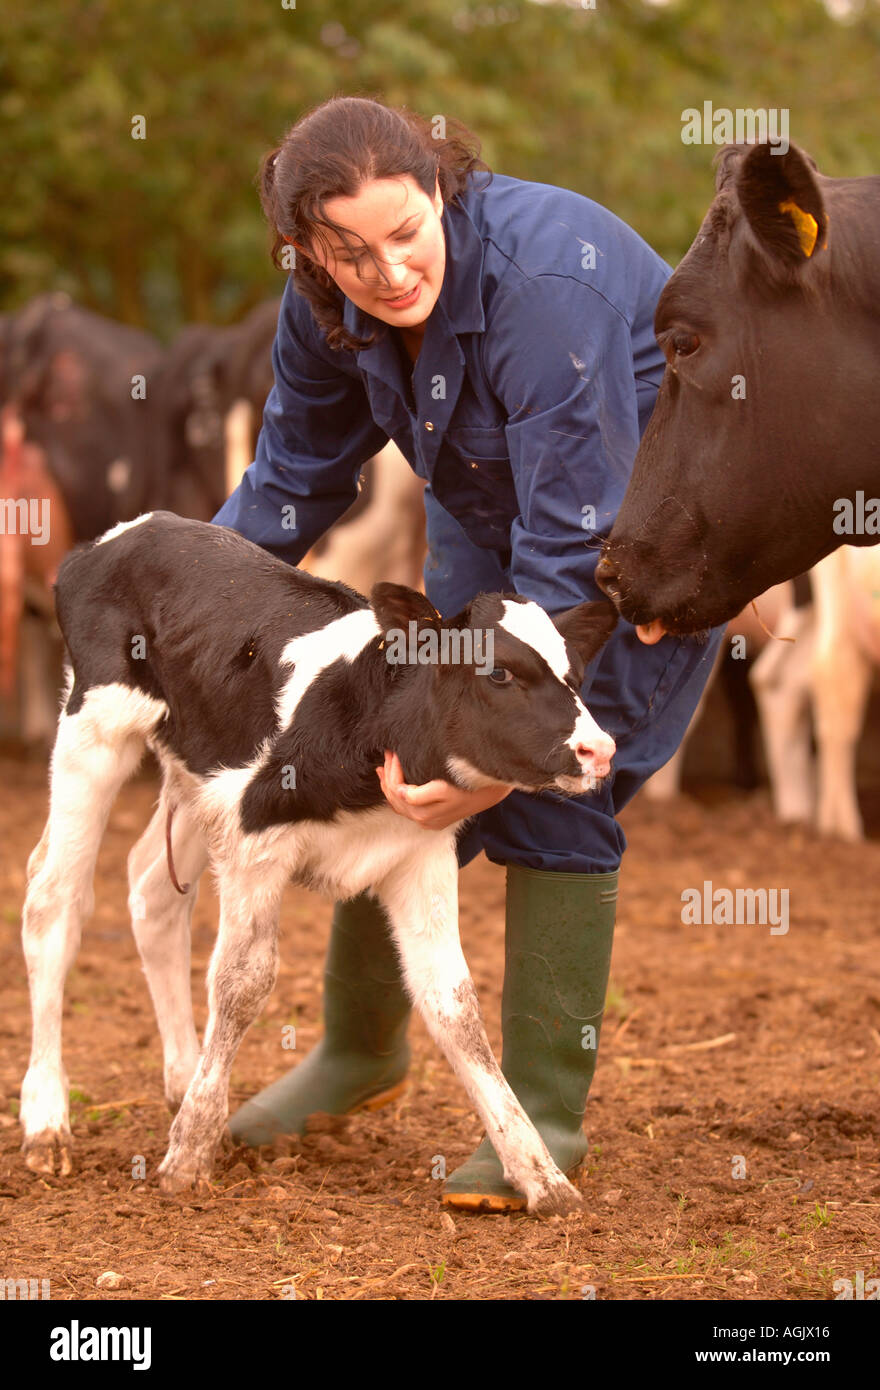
<box><xmin>778</xmin><ymin>199</ymin><xmax>819</xmax><ymax>257</ymax></box>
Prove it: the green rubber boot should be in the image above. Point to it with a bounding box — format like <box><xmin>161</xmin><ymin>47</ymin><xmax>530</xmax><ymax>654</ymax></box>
<box><xmin>228</xmin><ymin>891</ymin><xmax>412</xmax><ymax>1145</ymax></box>
<box><xmin>441</xmin><ymin>863</ymin><xmax>618</xmax><ymax>1212</ymax></box>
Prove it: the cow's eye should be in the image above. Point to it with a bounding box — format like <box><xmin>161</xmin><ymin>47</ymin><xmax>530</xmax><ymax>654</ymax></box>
<box><xmin>671</xmin><ymin>331</ymin><xmax>700</xmax><ymax>357</ymax></box>
<box><xmin>488</xmin><ymin>668</ymin><xmax>514</xmax><ymax>685</ymax></box>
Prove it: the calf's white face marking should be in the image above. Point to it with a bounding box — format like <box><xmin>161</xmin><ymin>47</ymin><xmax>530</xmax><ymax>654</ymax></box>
<box><xmin>498</xmin><ymin>598</ymin><xmax>572</xmax><ymax>683</ymax></box>
<box><xmin>498</xmin><ymin>598</ymin><xmax>616</xmax><ymax>784</ymax></box>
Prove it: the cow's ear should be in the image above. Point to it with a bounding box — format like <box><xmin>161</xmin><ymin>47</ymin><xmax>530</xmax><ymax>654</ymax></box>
<box><xmin>736</xmin><ymin>142</ymin><xmax>828</xmax><ymax>270</ymax></box>
<box><xmin>370</xmin><ymin>582</ymin><xmax>441</xmax><ymax>637</ymax></box>
<box><xmin>553</xmin><ymin>599</ymin><xmax>618</xmax><ymax>669</ymax></box>
<box><xmin>714</xmin><ymin>142</ymin><xmax>747</xmax><ymax>193</ymax></box>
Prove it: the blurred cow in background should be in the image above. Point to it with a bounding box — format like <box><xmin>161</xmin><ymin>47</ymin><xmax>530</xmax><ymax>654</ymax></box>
<box><xmin>646</xmin><ymin>556</ymin><xmax>880</xmax><ymax>844</ymax></box>
<box><xmin>153</xmin><ymin>298</ymin><xmax>282</xmax><ymax>521</ymax></box>
<box><xmin>643</xmin><ymin>580</ymin><xmax>806</xmax><ymax>802</ymax></box>
<box><xmin>2</xmin><ymin>293</ymin><xmax>163</xmax><ymax>538</ymax></box>
<box><xmin>0</xmin><ymin>293</ymin><xmax>163</xmax><ymax>746</ymax></box>
<box><xmin>752</xmin><ymin>545</ymin><xmax>880</xmax><ymax>843</ymax></box>
<box><xmin>300</xmin><ymin>440</ymin><xmax>426</xmax><ymax>596</ymax></box>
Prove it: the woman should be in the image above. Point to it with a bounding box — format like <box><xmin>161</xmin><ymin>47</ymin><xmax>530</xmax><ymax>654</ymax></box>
<box><xmin>213</xmin><ymin>95</ymin><xmax>725</xmax><ymax>1212</ymax></box>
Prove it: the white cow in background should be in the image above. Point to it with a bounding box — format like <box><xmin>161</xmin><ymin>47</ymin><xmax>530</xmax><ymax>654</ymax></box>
<box><xmin>643</xmin><ymin>581</ymin><xmax>800</xmax><ymax>801</ymax></box>
<box><xmin>300</xmin><ymin>440</ymin><xmax>427</xmax><ymax>595</ymax></box>
<box><xmin>646</xmin><ymin>547</ymin><xmax>880</xmax><ymax>843</ymax></box>
<box><xmin>759</xmin><ymin>544</ymin><xmax>880</xmax><ymax>843</ymax></box>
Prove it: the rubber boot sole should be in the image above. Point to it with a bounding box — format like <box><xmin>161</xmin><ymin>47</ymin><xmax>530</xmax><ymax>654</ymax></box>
<box><xmin>441</xmin><ymin>1159</ymin><xmax>584</xmax><ymax>1214</ymax></box>
<box><xmin>350</xmin><ymin>1078</ymin><xmax>408</xmax><ymax>1115</ymax></box>
<box><xmin>441</xmin><ymin>1190</ymin><xmax>527</xmax><ymax>1214</ymax></box>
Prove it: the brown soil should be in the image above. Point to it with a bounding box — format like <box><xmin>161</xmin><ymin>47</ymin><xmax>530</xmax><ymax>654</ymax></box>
<box><xmin>1</xmin><ymin>756</ymin><xmax>878</xmax><ymax>1301</ymax></box>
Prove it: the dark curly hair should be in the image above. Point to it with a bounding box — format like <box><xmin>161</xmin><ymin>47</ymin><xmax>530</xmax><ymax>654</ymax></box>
<box><xmin>258</xmin><ymin>94</ymin><xmax>492</xmax><ymax>353</ymax></box>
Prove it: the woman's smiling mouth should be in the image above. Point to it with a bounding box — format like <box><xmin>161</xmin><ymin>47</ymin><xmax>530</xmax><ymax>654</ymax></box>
<box><xmin>380</xmin><ymin>281</ymin><xmax>422</xmax><ymax>308</ymax></box>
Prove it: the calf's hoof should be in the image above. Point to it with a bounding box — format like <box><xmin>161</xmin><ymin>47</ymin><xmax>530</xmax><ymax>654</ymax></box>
<box><xmin>442</xmin><ymin>1133</ymin><xmax>586</xmax><ymax>1215</ymax></box>
<box><xmin>22</xmin><ymin>1129</ymin><xmax>73</xmax><ymax>1178</ymax></box>
<box><xmin>526</xmin><ymin>1172</ymin><xmax>583</xmax><ymax>1217</ymax></box>
<box><xmin>442</xmin><ymin>1162</ymin><xmax>582</xmax><ymax>1217</ymax></box>
<box><xmin>157</xmin><ymin>1154</ymin><xmax>215</xmax><ymax>1195</ymax></box>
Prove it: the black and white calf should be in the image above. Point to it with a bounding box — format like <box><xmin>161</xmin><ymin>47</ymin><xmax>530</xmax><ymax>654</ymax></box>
<box><xmin>20</xmin><ymin>511</ymin><xmax>617</xmax><ymax>1214</ymax></box>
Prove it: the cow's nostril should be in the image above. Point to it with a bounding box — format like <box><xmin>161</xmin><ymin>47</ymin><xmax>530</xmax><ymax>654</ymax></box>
<box><xmin>594</xmin><ymin>555</ymin><xmax>618</xmax><ymax>597</ymax></box>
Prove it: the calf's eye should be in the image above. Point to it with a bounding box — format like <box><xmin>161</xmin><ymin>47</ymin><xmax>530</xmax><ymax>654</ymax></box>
<box><xmin>488</xmin><ymin>668</ymin><xmax>514</xmax><ymax>686</ymax></box>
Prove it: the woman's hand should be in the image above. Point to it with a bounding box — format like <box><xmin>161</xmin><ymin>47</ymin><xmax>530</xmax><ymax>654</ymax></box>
<box><xmin>375</xmin><ymin>750</ymin><xmax>514</xmax><ymax>831</ymax></box>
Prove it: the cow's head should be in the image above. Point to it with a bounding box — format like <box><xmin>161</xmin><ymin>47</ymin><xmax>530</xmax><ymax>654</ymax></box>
<box><xmin>597</xmin><ymin>141</ymin><xmax>878</xmax><ymax>637</ymax></box>
<box><xmin>369</xmin><ymin>583</ymin><xmax>618</xmax><ymax>794</ymax></box>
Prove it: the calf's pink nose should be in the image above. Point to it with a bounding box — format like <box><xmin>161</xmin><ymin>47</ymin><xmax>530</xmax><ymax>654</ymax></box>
<box><xmin>576</xmin><ymin>732</ymin><xmax>616</xmax><ymax>770</ymax></box>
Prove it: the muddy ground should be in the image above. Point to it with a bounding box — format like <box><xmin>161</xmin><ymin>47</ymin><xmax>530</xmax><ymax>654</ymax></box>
<box><xmin>1</xmin><ymin>753</ymin><xmax>878</xmax><ymax>1302</ymax></box>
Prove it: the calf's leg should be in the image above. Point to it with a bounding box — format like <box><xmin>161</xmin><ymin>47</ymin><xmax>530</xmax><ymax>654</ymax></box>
<box><xmin>157</xmin><ymin>858</ymin><xmax>287</xmax><ymax>1192</ymax></box>
<box><xmin>127</xmin><ymin>792</ymin><xmax>208</xmax><ymax>1109</ymax></box>
<box><xmin>376</xmin><ymin>845</ymin><xmax>581</xmax><ymax>1215</ymax></box>
<box><xmin>21</xmin><ymin>698</ymin><xmax>147</xmax><ymax>1174</ymax></box>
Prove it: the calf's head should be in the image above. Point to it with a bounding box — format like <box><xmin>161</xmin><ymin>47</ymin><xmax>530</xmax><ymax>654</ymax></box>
<box><xmin>370</xmin><ymin>583</ymin><xmax>618</xmax><ymax>796</ymax></box>
<box><xmin>597</xmin><ymin>141</ymin><xmax>880</xmax><ymax>636</ymax></box>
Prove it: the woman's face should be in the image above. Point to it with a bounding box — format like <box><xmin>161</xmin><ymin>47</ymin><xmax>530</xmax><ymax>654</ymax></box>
<box><xmin>304</xmin><ymin>174</ymin><xmax>446</xmax><ymax>333</ymax></box>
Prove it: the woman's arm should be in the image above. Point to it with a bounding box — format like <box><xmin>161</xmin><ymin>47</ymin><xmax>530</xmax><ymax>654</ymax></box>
<box><xmin>482</xmin><ymin>274</ymin><xmax>653</xmax><ymax>613</ymax></box>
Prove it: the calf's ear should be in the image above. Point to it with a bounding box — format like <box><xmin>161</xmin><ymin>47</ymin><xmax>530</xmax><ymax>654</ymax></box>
<box><xmin>553</xmin><ymin>599</ymin><xmax>618</xmax><ymax>670</ymax></box>
<box><xmin>370</xmin><ymin>582</ymin><xmax>442</xmax><ymax>639</ymax></box>
<box><xmin>736</xmin><ymin>142</ymin><xmax>828</xmax><ymax>271</ymax></box>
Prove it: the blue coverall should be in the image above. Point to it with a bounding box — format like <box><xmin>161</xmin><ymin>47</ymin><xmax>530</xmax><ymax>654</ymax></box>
<box><xmin>213</xmin><ymin>172</ymin><xmax>726</xmax><ymax>871</ymax></box>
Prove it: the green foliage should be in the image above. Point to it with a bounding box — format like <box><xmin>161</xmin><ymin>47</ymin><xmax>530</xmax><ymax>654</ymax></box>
<box><xmin>3</xmin><ymin>0</ymin><xmax>878</xmax><ymax>336</ymax></box>
<box><xmin>803</xmin><ymin>1200</ymin><xmax>833</xmax><ymax>1230</ymax></box>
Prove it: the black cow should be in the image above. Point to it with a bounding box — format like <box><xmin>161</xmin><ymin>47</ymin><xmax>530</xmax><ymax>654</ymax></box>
<box><xmin>596</xmin><ymin>142</ymin><xmax>880</xmax><ymax>638</ymax></box>
<box><xmin>2</xmin><ymin>293</ymin><xmax>165</xmax><ymax>539</ymax></box>
<box><xmin>0</xmin><ymin>295</ymin><xmax>165</xmax><ymax>725</ymax></box>
<box><xmin>153</xmin><ymin>299</ymin><xmax>280</xmax><ymax>521</ymax></box>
